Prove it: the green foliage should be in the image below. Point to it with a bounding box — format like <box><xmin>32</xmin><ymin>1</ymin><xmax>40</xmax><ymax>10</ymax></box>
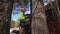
<box><xmin>19</xmin><ymin>0</ymin><xmax>25</xmax><ymax>2</ymax></box>
<box><xmin>10</xmin><ymin>20</ymin><xmax>18</xmax><ymax>28</ymax></box>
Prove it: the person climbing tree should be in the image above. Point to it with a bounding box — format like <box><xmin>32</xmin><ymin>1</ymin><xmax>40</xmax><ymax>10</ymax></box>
<box><xmin>17</xmin><ymin>7</ymin><xmax>26</xmax><ymax>34</ymax></box>
<box><xmin>17</xmin><ymin>7</ymin><xmax>30</xmax><ymax>34</ymax></box>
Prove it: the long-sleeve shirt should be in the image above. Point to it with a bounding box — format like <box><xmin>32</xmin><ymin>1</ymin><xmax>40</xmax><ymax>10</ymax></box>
<box><xmin>17</xmin><ymin>12</ymin><xmax>25</xmax><ymax>22</ymax></box>
<box><xmin>17</xmin><ymin>12</ymin><xmax>30</xmax><ymax>23</ymax></box>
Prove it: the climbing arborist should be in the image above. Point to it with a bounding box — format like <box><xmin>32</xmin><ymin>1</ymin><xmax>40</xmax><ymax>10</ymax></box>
<box><xmin>17</xmin><ymin>7</ymin><xmax>29</xmax><ymax>34</ymax></box>
<box><xmin>17</xmin><ymin>7</ymin><xmax>25</xmax><ymax>34</ymax></box>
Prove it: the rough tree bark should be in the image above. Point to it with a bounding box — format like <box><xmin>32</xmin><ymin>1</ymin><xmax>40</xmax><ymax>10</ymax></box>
<box><xmin>0</xmin><ymin>0</ymin><xmax>13</xmax><ymax>34</ymax></box>
<box><xmin>32</xmin><ymin>0</ymin><xmax>49</xmax><ymax>34</ymax></box>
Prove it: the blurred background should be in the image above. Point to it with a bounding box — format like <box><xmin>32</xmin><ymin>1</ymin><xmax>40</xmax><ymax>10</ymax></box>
<box><xmin>10</xmin><ymin>0</ymin><xmax>30</xmax><ymax>33</ymax></box>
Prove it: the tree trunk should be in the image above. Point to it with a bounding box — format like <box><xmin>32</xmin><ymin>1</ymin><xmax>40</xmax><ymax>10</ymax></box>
<box><xmin>32</xmin><ymin>0</ymin><xmax>49</xmax><ymax>34</ymax></box>
<box><xmin>0</xmin><ymin>0</ymin><xmax>13</xmax><ymax>34</ymax></box>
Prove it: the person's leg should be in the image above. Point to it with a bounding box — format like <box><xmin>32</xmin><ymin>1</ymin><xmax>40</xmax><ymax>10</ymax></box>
<box><xmin>19</xmin><ymin>22</ymin><xmax>24</xmax><ymax>34</ymax></box>
<box><xmin>19</xmin><ymin>26</ymin><xmax>24</xmax><ymax>34</ymax></box>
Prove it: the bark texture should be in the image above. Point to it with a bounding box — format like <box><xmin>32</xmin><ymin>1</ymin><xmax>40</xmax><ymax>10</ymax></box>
<box><xmin>32</xmin><ymin>0</ymin><xmax>49</xmax><ymax>34</ymax></box>
<box><xmin>0</xmin><ymin>0</ymin><xmax>13</xmax><ymax>34</ymax></box>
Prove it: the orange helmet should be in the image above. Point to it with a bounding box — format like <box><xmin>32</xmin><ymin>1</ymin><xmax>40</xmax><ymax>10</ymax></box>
<box><xmin>20</xmin><ymin>8</ymin><xmax>25</xmax><ymax>12</ymax></box>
